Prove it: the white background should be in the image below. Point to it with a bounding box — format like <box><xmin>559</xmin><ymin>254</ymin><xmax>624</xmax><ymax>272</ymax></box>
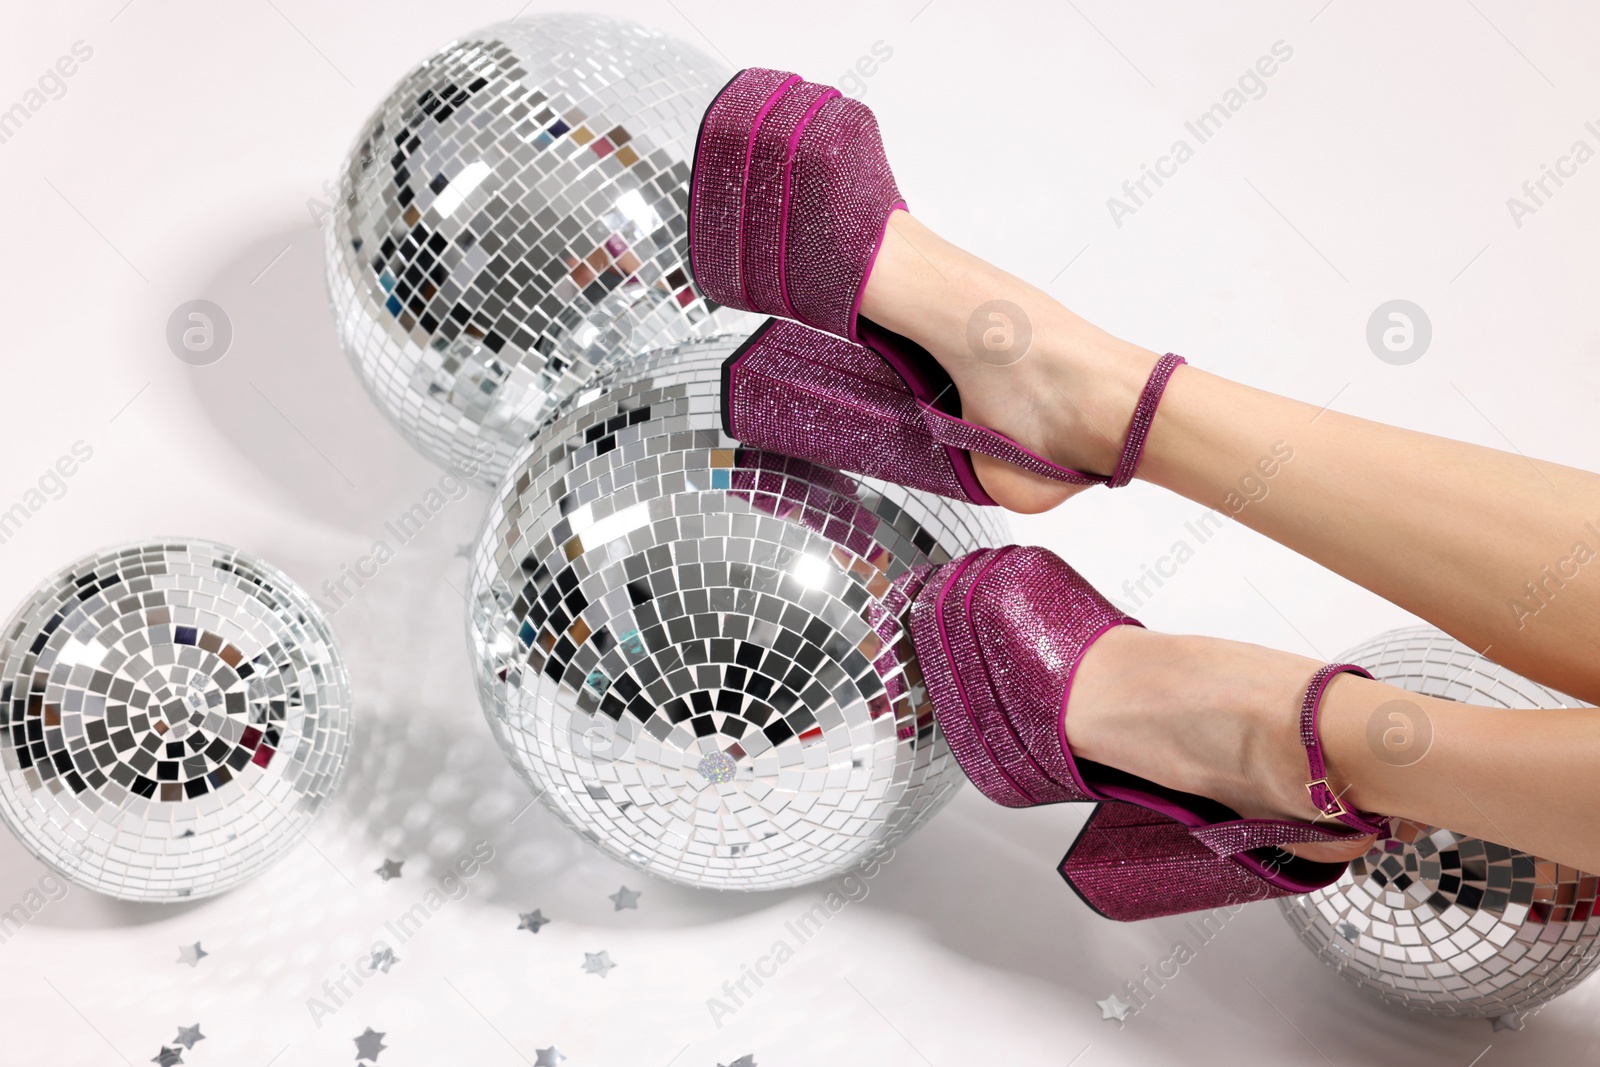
<box><xmin>2</xmin><ymin>1</ymin><xmax>1599</xmax><ymax>1065</ymax></box>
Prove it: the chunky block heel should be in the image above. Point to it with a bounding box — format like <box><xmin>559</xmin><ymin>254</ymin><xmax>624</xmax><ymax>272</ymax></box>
<box><xmin>1058</xmin><ymin>801</ymin><xmax>1347</xmax><ymax>920</ymax></box>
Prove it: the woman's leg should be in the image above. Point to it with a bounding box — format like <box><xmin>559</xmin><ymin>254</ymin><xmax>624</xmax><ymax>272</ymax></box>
<box><xmin>1065</xmin><ymin>624</ymin><xmax>1600</xmax><ymax>873</ymax></box>
<box><xmin>860</xmin><ymin>212</ymin><xmax>1600</xmax><ymax>703</ymax></box>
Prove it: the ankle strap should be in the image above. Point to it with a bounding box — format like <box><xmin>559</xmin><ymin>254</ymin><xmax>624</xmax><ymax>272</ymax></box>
<box><xmin>1300</xmin><ymin>664</ymin><xmax>1389</xmax><ymax>836</ymax></box>
<box><xmin>915</xmin><ymin>352</ymin><xmax>1187</xmax><ymax>490</ymax></box>
<box><xmin>1107</xmin><ymin>353</ymin><xmax>1185</xmax><ymax>488</ymax></box>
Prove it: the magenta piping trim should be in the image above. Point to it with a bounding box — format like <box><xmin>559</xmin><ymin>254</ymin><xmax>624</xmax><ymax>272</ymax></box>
<box><xmin>736</xmin><ymin>75</ymin><xmax>802</xmax><ymax>313</ymax></box>
<box><xmin>847</xmin><ymin>199</ymin><xmax>907</xmax><ymax>344</ymax></box>
<box><xmin>857</xmin><ymin>328</ymin><xmax>998</xmax><ymax>506</ymax></box>
<box><xmin>726</xmin><ymin>363</ymin><xmax>742</xmax><ymax>437</ymax></box>
<box><xmin>775</xmin><ymin>87</ymin><xmax>841</xmax><ymax>322</ymax></box>
<box><xmin>933</xmin><ymin>551</ymin><xmax>1039</xmax><ymax>804</ymax></box>
<box><xmin>917</xmin><ymin>401</ymin><xmax>1104</xmax><ymax>485</ymax></box>
<box><xmin>958</xmin><ymin>547</ymin><xmax>1088</xmax><ymax>797</ymax></box>
<box><xmin>946</xmin><ymin>440</ymin><xmax>998</xmax><ymax>508</ymax></box>
<box><xmin>1051</xmin><ymin>616</ymin><xmax>1142</xmax><ymax>801</ymax></box>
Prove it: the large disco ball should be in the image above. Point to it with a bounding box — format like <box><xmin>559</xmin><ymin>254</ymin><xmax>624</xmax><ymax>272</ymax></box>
<box><xmin>1280</xmin><ymin>626</ymin><xmax>1600</xmax><ymax>1019</ymax></box>
<box><xmin>325</xmin><ymin>14</ymin><xmax>748</xmax><ymax>486</ymax></box>
<box><xmin>0</xmin><ymin>541</ymin><xmax>352</xmax><ymax>901</ymax></box>
<box><xmin>468</xmin><ymin>337</ymin><xmax>1008</xmax><ymax>889</ymax></box>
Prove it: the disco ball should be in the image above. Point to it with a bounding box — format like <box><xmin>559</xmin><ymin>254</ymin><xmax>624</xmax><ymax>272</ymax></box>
<box><xmin>1280</xmin><ymin>626</ymin><xmax>1600</xmax><ymax>1019</ymax></box>
<box><xmin>0</xmin><ymin>540</ymin><xmax>352</xmax><ymax>901</ymax></box>
<box><xmin>325</xmin><ymin>14</ymin><xmax>749</xmax><ymax>486</ymax></box>
<box><xmin>467</xmin><ymin>336</ymin><xmax>1009</xmax><ymax>889</ymax></box>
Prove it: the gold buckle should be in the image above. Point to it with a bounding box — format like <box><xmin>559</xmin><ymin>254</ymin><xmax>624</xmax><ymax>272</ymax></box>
<box><xmin>1305</xmin><ymin>778</ymin><xmax>1348</xmax><ymax>819</ymax></box>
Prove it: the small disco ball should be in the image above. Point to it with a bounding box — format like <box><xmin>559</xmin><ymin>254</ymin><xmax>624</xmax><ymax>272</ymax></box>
<box><xmin>1280</xmin><ymin>626</ymin><xmax>1600</xmax><ymax>1020</ymax></box>
<box><xmin>0</xmin><ymin>540</ymin><xmax>351</xmax><ymax>901</ymax></box>
<box><xmin>467</xmin><ymin>337</ymin><xmax>1009</xmax><ymax>889</ymax></box>
<box><xmin>325</xmin><ymin>14</ymin><xmax>747</xmax><ymax>486</ymax></box>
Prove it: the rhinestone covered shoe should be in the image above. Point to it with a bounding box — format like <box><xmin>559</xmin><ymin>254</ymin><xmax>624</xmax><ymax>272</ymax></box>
<box><xmin>910</xmin><ymin>544</ymin><xmax>1390</xmax><ymax>920</ymax></box>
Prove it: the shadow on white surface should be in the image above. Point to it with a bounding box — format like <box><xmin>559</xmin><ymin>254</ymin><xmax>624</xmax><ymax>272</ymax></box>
<box><xmin>177</xmin><ymin>224</ymin><xmax>446</xmax><ymax>533</ymax></box>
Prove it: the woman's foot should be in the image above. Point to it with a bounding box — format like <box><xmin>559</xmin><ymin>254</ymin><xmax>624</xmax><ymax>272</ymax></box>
<box><xmin>858</xmin><ymin>211</ymin><xmax>1166</xmax><ymax>513</ymax></box>
<box><xmin>1062</xmin><ymin>626</ymin><xmax>1377</xmax><ymax>863</ymax></box>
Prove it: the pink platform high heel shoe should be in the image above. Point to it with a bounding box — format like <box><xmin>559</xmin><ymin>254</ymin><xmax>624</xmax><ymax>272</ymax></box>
<box><xmin>692</xmin><ymin>68</ymin><xmax>1187</xmax><ymax>504</ymax></box>
<box><xmin>910</xmin><ymin>545</ymin><xmax>1390</xmax><ymax>921</ymax></box>
<box><xmin>721</xmin><ymin>318</ymin><xmax>1185</xmax><ymax>505</ymax></box>
<box><xmin>689</xmin><ymin>67</ymin><xmax>899</xmax><ymax>340</ymax></box>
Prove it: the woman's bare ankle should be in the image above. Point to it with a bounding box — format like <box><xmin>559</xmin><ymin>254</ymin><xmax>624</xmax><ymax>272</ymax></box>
<box><xmin>858</xmin><ymin>212</ymin><xmax>1166</xmax><ymax>490</ymax></box>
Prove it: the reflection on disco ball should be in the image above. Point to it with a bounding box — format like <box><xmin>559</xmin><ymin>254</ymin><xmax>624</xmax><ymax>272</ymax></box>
<box><xmin>325</xmin><ymin>14</ymin><xmax>748</xmax><ymax>486</ymax></box>
<box><xmin>468</xmin><ymin>337</ymin><xmax>1009</xmax><ymax>889</ymax></box>
<box><xmin>1280</xmin><ymin>626</ymin><xmax>1600</xmax><ymax>1020</ymax></box>
<box><xmin>0</xmin><ymin>541</ymin><xmax>352</xmax><ymax>901</ymax></box>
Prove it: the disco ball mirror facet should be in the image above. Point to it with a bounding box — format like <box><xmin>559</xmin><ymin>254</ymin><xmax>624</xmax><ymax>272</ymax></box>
<box><xmin>325</xmin><ymin>14</ymin><xmax>746</xmax><ymax>486</ymax></box>
<box><xmin>1280</xmin><ymin>626</ymin><xmax>1600</xmax><ymax>1019</ymax></box>
<box><xmin>0</xmin><ymin>541</ymin><xmax>352</xmax><ymax>901</ymax></box>
<box><xmin>468</xmin><ymin>337</ymin><xmax>1008</xmax><ymax>889</ymax></box>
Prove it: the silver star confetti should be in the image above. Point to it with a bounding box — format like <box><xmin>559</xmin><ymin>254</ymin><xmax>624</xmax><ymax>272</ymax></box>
<box><xmin>173</xmin><ymin>1024</ymin><xmax>205</xmax><ymax>1050</ymax></box>
<box><xmin>176</xmin><ymin>942</ymin><xmax>208</xmax><ymax>967</ymax></box>
<box><xmin>518</xmin><ymin>910</ymin><xmax>550</xmax><ymax>934</ymax></box>
<box><xmin>608</xmin><ymin>885</ymin><xmax>640</xmax><ymax>911</ymax></box>
<box><xmin>370</xmin><ymin>946</ymin><xmax>398</xmax><ymax>973</ymax></box>
<box><xmin>374</xmin><ymin>859</ymin><xmax>404</xmax><ymax>881</ymax></box>
<box><xmin>534</xmin><ymin>1048</ymin><xmax>567</xmax><ymax>1067</ymax></box>
<box><xmin>1097</xmin><ymin>995</ymin><xmax>1131</xmax><ymax>1023</ymax></box>
<box><xmin>1492</xmin><ymin>1012</ymin><xmax>1525</xmax><ymax>1032</ymax></box>
<box><xmin>719</xmin><ymin>1057</ymin><xmax>757</xmax><ymax>1067</ymax></box>
<box><xmin>150</xmin><ymin>1048</ymin><xmax>183</xmax><ymax>1066</ymax></box>
<box><xmin>354</xmin><ymin>1027</ymin><xmax>388</xmax><ymax>1061</ymax></box>
<box><xmin>582</xmin><ymin>950</ymin><xmax>616</xmax><ymax>978</ymax></box>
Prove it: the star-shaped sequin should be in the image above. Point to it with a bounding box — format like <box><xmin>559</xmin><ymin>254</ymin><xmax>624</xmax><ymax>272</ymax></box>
<box><xmin>518</xmin><ymin>909</ymin><xmax>550</xmax><ymax>933</ymax></box>
<box><xmin>173</xmin><ymin>1024</ymin><xmax>205</xmax><ymax>1049</ymax></box>
<box><xmin>718</xmin><ymin>1057</ymin><xmax>757</xmax><ymax>1067</ymax></box>
<box><xmin>582</xmin><ymin>950</ymin><xmax>616</xmax><ymax>977</ymax></box>
<box><xmin>608</xmin><ymin>885</ymin><xmax>640</xmax><ymax>911</ymax></box>
<box><xmin>1491</xmin><ymin>1011</ymin><xmax>1524</xmax><ymax>1032</ymax></box>
<box><xmin>370</xmin><ymin>946</ymin><xmax>398</xmax><ymax>973</ymax></box>
<box><xmin>534</xmin><ymin>1048</ymin><xmax>567</xmax><ymax>1066</ymax></box>
<box><xmin>354</xmin><ymin>1027</ymin><xmax>388</xmax><ymax>1060</ymax></box>
<box><xmin>374</xmin><ymin>859</ymin><xmax>403</xmax><ymax>881</ymax></box>
<box><xmin>150</xmin><ymin>1048</ymin><xmax>183</xmax><ymax>1066</ymax></box>
<box><xmin>176</xmin><ymin>942</ymin><xmax>208</xmax><ymax>967</ymax></box>
<box><xmin>1097</xmin><ymin>995</ymin><xmax>1131</xmax><ymax>1023</ymax></box>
